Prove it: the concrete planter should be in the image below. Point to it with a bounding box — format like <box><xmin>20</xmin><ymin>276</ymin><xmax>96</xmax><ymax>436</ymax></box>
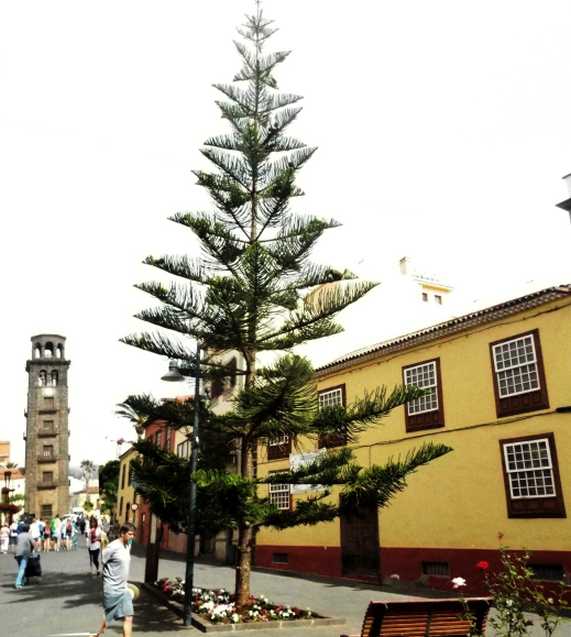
<box><xmin>142</xmin><ymin>583</ymin><xmax>346</xmax><ymax>632</ymax></box>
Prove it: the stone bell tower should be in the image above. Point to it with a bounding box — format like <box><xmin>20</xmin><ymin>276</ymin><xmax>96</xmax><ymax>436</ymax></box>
<box><xmin>25</xmin><ymin>335</ymin><xmax>71</xmax><ymax>519</ymax></box>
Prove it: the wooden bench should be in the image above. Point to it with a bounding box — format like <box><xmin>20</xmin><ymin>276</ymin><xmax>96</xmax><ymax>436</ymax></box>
<box><xmin>341</xmin><ymin>597</ymin><xmax>492</xmax><ymax>637</ymax></box>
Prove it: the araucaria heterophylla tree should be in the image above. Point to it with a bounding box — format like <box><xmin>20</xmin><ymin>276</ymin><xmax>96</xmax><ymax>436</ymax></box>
<box><xmin>121</xmin><ymin>4</ymin><xmax>452</xmax><ymax>608</ymax></box>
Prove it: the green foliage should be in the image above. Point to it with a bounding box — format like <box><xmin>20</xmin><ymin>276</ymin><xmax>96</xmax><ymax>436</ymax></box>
<box><xmin>98</xmin><ymin>460</ymin><xmax>120</xmax><ymax>514</ymax></box>
<box><xmin>119</xmin><ymin>2</ymin><xmax>455</xmax><ymax>602</ymax></box>
<box><xmin>486</xmin><ymin>548</ymin><xmax>569</xmax><ymax>637</ymax></box>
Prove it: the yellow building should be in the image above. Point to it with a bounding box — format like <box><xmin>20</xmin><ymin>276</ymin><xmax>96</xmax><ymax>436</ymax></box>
<box><xmin>116</xmin><ymin>446</ymin><xmax>139</xmax><ymax>526</ymax></box>
<box><xmin>255</xmin><ymin>285</ymin><xmax>571</xmax><ymax>588</ymax></box>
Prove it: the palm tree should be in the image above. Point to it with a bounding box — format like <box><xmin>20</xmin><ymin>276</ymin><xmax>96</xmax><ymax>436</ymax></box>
<box><xmin>80</xmin><ymin>459</ymin><xmax>97</xmax><ymax>494</ymax></box>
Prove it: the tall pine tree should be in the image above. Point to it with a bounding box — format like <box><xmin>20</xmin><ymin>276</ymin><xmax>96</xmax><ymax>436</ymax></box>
<box><xmin>122</xmin><ymin>3</ymin><xmax>451</xmax><ymax>607</ymax></box>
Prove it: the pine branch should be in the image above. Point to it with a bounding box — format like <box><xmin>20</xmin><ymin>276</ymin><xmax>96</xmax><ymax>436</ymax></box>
<box><xmin>259</xmin><ymin>280</ymin><xmax>378</xmax><ymax>345</ymax></box>
<box><xmin>120</xmin><ymin>332</ymin><xmax>198</xmax><ymax>364</ymax></box>
<box><xmin>264</xmin><ymin>496</ymin><xmax>339</xmax><ymax>530</ymax></box>
<box><xmin>340</xmin><ymin>442</ymin><xmax>453</xmax><ymax>511</ymax></box>
<box><xmin>312</xmin><ymin>385</ymin><xmax>428</xmax><ymax>444</ymax></box>
<box><xmin>143</xmin><ymin>255</ymin><xmax>210</xmax><ymax>284</ymax></box>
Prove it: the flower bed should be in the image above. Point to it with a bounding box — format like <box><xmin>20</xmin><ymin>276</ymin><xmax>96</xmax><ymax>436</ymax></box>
<box><xmin>156</xmin><ymin>578</ymin><xmax>318</xmax><ymax>625</ymax></box>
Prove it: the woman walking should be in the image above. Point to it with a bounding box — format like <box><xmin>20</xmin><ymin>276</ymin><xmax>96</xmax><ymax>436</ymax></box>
<box><xmin>87</xmin><ymin>517</ymin><xmax>102</xmax><ymax>575</ymax></box>
<box><xmin>42</xmin><ymin>520</ymin><xmax>51</xmax><ymax>552</ymax></box>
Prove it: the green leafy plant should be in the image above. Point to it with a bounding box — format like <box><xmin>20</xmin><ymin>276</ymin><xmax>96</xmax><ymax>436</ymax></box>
<box><xmin>487</xmin><ymin>549</ymin><xmax>569</xmax><ymax>637</ymax></box>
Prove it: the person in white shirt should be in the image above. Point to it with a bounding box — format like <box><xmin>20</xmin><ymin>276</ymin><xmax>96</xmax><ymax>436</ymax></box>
<box><xmin>53</xmin><ymin>515</ymin><xmax>62</xmax><ymax>552</ymax></box>
<box><xmin>92</xmin><ymin>523</ymin><xmax>136</xmax><ymax>637</ymax></box>
<box><xmin>29</xmin><ymin>517</ymin><xmax>42</xmax><ymax>550</ymax></box>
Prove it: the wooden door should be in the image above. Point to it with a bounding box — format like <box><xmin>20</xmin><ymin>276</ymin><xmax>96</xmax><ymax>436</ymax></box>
<box><xmin>340</xmin><ymin>501</ymin><xmax>379</xmax><ymax>578</ymax></box>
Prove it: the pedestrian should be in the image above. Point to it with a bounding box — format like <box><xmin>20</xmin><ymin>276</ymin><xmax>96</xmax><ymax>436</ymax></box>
<box><xmin>29</xmin><ymin>515</ymin><xmax>42</xmax><ymax>551</ymax></box>
<box><xmin>51</xmin><ymin>514</ymin><xmax>62</xmax><ymax>551</ymax></box>
<box><xmin>64</xmin><ymin>516</ymin><xmax>73</xmax><ymax>551</ymax></box>
<box><xmin>9</xmin><ymin>520</ymin><xmax>18</xmax><ymax>553</ymax></box>
<box><xmin>14</xmin><ymin>523</ymin><xmax>33</xmax><ymax>589</ymax></box>
<box><xmin>42</xmin><ymin>520</ymin><xmax>51</xmax><ymax>552</ymax></box>
<box><xmin>0</xmin><ymin>522</ymin><xmax>9</xmax><ymax>554</ymax></box>
<box><xmin>88</xmin><ymin>516</ymin><xmax>102</xmax><ymax>575</ymax></box>
<box><xmin>79</xmin><ymin>515</ymin><xmax>86</xmax><ymax>543</ymax></box>
<box><xmin>92</xmin><ymin>523</ymin><xmax>136</xmax><ymax>637</ymax></box>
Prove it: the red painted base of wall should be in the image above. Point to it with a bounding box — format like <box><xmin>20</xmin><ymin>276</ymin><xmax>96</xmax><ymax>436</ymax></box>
<box><xmin>255</xmin><ymin>545</ymin><xmax>571</xmax><ymax>595</ymax></box>
<box><xmin>255</xmin><ymin>545</ymin><xmax>343</xmax><ymax>579</ymax></box>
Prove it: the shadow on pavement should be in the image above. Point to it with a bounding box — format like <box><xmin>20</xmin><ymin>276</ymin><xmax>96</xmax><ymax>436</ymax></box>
<box><xmin>1</xmin><ymin>571</ymin><xmax>187</xmax><ymax>634</ymax></box>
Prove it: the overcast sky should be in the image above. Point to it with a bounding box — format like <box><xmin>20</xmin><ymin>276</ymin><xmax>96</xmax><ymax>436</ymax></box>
<box><xmin>1</xmin><ymin>0</ymin><xmax>570</xmax><ymax>467</ymax></box>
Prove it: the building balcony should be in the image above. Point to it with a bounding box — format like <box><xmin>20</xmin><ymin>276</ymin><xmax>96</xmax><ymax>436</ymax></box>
<box><xmin>37</xmin><ymin>482</ymin><xmax>57</xmax><ymax>490</ymax></box>
<box><xmin>38</xmin><ymin>455</ymin><xmax>57</xmax><ymax>464</ymax></box>
<box><xmin>38</xmin><ymin>430</ymin><xmax>57</xmax><ymax>438</ymax></box>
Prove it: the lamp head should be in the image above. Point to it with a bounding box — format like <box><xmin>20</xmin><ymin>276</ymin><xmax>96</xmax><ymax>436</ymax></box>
<box><xmin>161</xmin><ymin>361</ymin><xmax>185</xmax><ymax>383</ymax></box>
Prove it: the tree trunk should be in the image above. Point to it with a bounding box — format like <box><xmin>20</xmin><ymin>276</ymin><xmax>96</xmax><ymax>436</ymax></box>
<box><xmin>235</xmin><ymin>525</ymin><xmax>254</xmax><ymax>608</ymax></box>
<box><xmin>235</xmin><ymin>351</ymin><xmax>256</xmax><ymax>607</ymax></box>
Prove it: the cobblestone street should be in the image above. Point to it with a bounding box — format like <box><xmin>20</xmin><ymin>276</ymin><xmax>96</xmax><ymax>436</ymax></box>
<box><xmin>1</xmin><ymin>546</ymin><xmax>570</xmax><ymax>637</ymax></box>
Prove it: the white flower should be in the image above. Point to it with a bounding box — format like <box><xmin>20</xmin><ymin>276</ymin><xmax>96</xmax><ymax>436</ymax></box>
<box><xmin>451</xmin><ymin>577</ymin><xmax>467</xmax><ymax>589</ymax></box>
<box><xmin>231</xmin><ymin>613</ymin><xmax>240</xmax><ymax>623</ymax></box>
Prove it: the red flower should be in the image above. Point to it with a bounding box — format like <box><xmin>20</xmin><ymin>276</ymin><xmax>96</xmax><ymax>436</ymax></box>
<box><xmin>475</xmin><ymin>560</ymin><xmax>489</xmax><ymax>571</ymax></box>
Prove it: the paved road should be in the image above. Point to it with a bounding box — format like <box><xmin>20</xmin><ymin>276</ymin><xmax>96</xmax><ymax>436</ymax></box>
<box><xmin>0</xmin><ymin>546</ymin><xmax>570</xmax><ymax>637</ymax></box>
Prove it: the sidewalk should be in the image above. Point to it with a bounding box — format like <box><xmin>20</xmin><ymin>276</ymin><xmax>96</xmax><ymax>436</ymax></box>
<box><xmin>0</xmin><ymin>548</ymin><xmax>569</xmax><ymax>637</ymax></box>
<box><xmin>132</xmin><ymin>552</ymin><xmax>571</xmax><ymax>637</ymax></box>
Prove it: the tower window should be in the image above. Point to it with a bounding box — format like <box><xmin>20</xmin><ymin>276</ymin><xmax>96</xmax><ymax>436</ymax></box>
<box><xmin>434</xmin><ymin>295</ymin><xmax>442</xmax><ymax>304</ymax></box>
<box><xmin>41</xmin><ymin>420</ymin><xmax>55</xmax><ymax>434</ymax></box>
<box><xmin>422</xmin><ymin>292</ymin><xmax>428</xmax><ymax>302</ymax></box>
<box><xmin>38</xmin><ymin>370</ymin><xmax>47</xmax><ymax>387</ymax></box>
<box><xmin>44</xmin><ymin>343</ymin><xmax>54</xmax><ymax>358</ymax></box>
<box><xmin>40</xmin><ymin>504</ymin><xmax>53</xmax><ymax>518</ymax></box>
<box><xmin>50</xmin><ymin>371</ymin><xmax>58</xmax><ymax>386</ymax></box>
<box><xmin>42</xmin><ymin>471</ymin><xmax>54</xmax><ymax>484</ymax></box>
<box><xmin>56</xmin><ymin>344</ymin><xmax>63</xmax><ymax>359</ymax></box>
<box><xmin>34</xmin><ymin>347</ymin><xmax>41</xmax><ymax>359</ymax></box>
<box><xmin>43</xmin><ymin>445</ymin><xmax>54</xmax><ymax>458</ymax></box>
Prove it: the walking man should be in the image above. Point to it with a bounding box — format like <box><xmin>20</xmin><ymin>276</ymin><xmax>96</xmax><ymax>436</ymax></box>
<box><xmin>92</xmin><ymin>523</ymin><xmax>136</xmax><ymax>637</ymax></box>
<box><xmin>14</xmin><ymin>523</ymin><xmax>33</xmax><ymax>589</ymax></box>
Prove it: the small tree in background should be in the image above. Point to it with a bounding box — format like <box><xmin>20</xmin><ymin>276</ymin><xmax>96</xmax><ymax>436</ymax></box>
<box><xmin>98</xmin><ymin>459</ymin><xmax>120</xmax><ymax>517</ymax></box>
<box><xmin>121</xmin><ymin>4</ymin><xmax>452</xmax><ymax>606</ymax></box>
<box><xmin>80</xmin><ymin>459</ymin><xmax>97</xmax><ymax>495</ymax></box>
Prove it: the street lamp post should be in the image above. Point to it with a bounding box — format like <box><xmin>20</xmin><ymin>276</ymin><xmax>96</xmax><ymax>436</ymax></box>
<box><xmin>161</xmin><ymin>342</ymin><xmax>201</xmax><ymax>628</ymax></box>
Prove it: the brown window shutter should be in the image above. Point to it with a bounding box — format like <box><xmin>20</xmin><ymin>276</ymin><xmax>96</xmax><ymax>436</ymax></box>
<box><xmin>499</xmin><ymin>432</ymin><xmax>566</xmax><ymax>518</ymax></box>
<box><xmin>490</xmin><ymin>329</ymin><xmax>549</xmax><ymax>418</ymax></box>
<box><xmin>267</xmin><ymin>437</ymin><xmax>292</xmax><ymax>460</ymax></box>
<box><xmin>402</xmin><ymin>358</ymin><xmax>445</xmax><ymax>433</ymax></box>
<box><xmin>317</xmin><ymin>384</ymin><xmax>347</xmax><ymax>449</ymax></box>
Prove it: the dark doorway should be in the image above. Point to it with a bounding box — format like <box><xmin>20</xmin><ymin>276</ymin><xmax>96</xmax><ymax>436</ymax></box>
<box><xmin>340</xmin><ymin>499</ymin><xmax>380</xmax><ymax>578</ymax></box>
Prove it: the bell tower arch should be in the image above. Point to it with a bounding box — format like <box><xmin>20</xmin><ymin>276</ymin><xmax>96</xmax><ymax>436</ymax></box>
<box><xmin>25</xmin><ymin>334</ymin><xmax>71</xmax><ymax>518</ymax></box>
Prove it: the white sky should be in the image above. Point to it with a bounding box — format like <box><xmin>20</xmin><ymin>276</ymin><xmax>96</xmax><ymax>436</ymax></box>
<box><xmin>1</xmin><ymin>0</ymin><xmax>570</xmax><ymax>467</ymax></box>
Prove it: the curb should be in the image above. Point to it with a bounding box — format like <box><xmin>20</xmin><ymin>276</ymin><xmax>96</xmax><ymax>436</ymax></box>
<box><xmin>142</xmin><ymin>583</ymin><xmax>346</xmax><ymax>632</ymax></box>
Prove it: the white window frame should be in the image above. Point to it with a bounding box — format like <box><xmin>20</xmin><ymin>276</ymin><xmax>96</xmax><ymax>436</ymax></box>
<box><xmin>502</xmin><ymin>437</ymin><xmax>556</xmax><ymax>500</ymax></box>
<box><xmin>269</xmin><ymin>435</ymin><xmax>289</xmax><ymax>446</ymax></box>
<box><xmin>268</xmin><ymin>474</ymin><xmax>290</xmax><ymax>510</ymax></box>
<box><xmin>492</xmin><ymin>334</ymin><xmax>541</xmax><ymax>399</ymax></box>
<box><xmin>318</xmin><ymin>387</ymin><xmax>343</xmax><ymax>409</ymax></box>
<box><xmin>176</xmin><ymin>440</ymin><xmax>191</xmax><ymax>459</ymax></box>
<box><xmin>404</xmin><ymin>361</ymin><xmax>439</xmax><ymax>416</ymax></box>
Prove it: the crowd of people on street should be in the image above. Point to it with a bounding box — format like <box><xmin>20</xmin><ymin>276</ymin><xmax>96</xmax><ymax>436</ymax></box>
<box><xmin>0</xmin><ymin>512</ymin><xmax>110</xmax><ymax>555</ymax></box>
<box><xmin>0</xmin><ymin>512</ymin><xmax>116</xmax><ymax>590</ymax></box>
<box><xmin>2</xmin><ymin>513</ymin><xmax>136</xmax><ymax>636</ymax></box>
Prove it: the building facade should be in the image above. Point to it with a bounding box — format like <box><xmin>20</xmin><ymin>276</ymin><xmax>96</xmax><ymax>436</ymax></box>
<box><xmin>255</xmin><ymin>285</ymin><xmax>571</xmax><ymax>589</ymax></box>
<box><xmin>116</xmin><ymin>446</ymin><xmax>139</xmax><ymax>527</ymax></box>
<box><xmin>24</xmin><ymin>334</ymin><xmax>71</xmax><ymax>519</ymax></box>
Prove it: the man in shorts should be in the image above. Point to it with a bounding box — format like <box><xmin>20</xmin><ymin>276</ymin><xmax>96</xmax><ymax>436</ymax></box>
<box><xmin>92</xmin><ymin>523</ymin><xmax>136</xmax><ymax>637</ymax></box>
